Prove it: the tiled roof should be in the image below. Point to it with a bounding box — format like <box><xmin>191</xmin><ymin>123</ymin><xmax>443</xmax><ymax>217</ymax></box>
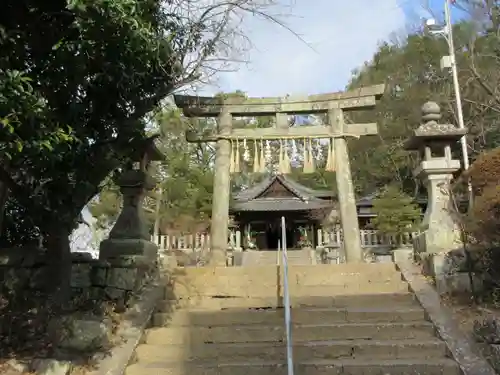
<box><xmin>231</xmin><ymin>197</ymin><xmax>333</xmax><ymax>212</ymax></box>
<box><xmin>234</xmin><ymin>174</ymin><xmax>333</xmax><ymax>201</ymax></box>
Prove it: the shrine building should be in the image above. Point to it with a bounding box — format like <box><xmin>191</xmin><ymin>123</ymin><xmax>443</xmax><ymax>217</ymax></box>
<box><xmin>230</xmin><ymin>174</ymin><xmax>396</xmax><ymax>250</ymax></box>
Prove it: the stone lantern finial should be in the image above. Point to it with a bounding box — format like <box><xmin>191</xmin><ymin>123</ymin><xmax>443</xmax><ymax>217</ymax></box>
<box><xmin>421</xmin><ymin>101</ymin><xmax>441</xmax><ymax>123</ymax></box>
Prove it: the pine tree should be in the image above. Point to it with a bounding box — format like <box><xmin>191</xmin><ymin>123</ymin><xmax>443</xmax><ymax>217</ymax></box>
<box><xmin>370</xmin><ymin>185</ymin><xmax>421</xmax><ymax>244</ymax></box>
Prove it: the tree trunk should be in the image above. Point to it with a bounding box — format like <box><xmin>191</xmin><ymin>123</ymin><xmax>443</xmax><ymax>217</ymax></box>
<box><xmin>0</xmin><ymin>182</ymin><xmax>9</xmax><ymax>236</ymax></box>
<box><xmin>45</xmin><ymin>228</ymin><xmax>72</xmax><ymax>308</ymax></box>
<box><xmin>0</xmin><ymin>161</ymin><xmax>11</xmax><ymax>236</ymax></box>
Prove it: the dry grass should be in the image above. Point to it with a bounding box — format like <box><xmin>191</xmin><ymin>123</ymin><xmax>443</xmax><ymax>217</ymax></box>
<box><xmin>441</xmin><ymin>294</ymin><xmax>498</xmax><ymax>333</ymax></box>
<box><xmin>439</xmin><ymin>292</ymin><xmax>500</xmax><ymax>366</ymax></box>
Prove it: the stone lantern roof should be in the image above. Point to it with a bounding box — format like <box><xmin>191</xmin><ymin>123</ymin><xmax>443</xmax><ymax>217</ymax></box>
<box><xmin>405</xmin><ymin>101</ymin><xmax>467</xmax><ymax>151</ymax></box>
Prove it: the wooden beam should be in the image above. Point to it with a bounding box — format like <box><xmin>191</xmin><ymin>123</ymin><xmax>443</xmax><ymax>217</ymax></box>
<box><xmin>174</xmin><ymin>84</ymin><xmax>385</xmax><ymax>117</ymax></box>
<box><xmin>185</xmin><ymin>123</ymin><xmax>378</xmax><ymax>143</ymax></box>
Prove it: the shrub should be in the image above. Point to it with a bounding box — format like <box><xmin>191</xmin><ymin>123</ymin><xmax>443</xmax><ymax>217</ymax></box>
<box><xmin>466</xmin><ymin>147</ymin><xmax>500</xmax><ymax>197</ymax></box>
<box><xmin>467</xmin><ymin>184</ymin><xmax>500</xmax><ymax>245</ymax></box>
<box><xmin>464</xmin><ymin>147</ymin><xmax>500</xmax><ymax>246</ymax></box>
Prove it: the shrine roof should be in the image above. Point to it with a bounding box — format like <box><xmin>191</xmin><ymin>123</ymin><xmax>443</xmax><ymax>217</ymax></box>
<box><xmin>232</xmin><ymin>174</ymin><xmax>333</xmax><ymax>212</ymax></box>
<box><xmin>231</xmin><ymin>197</ymin><xmax>333</xmax><ymax>212</ymax></box>
<box><xmin>234</xmin><ymin>174</ymin><xmax>333</xmax><ymax>201</ymax></box>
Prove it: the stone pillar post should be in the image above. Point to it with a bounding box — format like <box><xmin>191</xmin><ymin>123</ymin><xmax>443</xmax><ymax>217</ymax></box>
<box><xmin>328</xmin><ymin>108</ymin><xmax>363</xmax><ymax>262</ymax></box>
<box><xmin>209</xmin><ymin>109</ymin><xmax>232</xmax><ymax>265</ymax></box>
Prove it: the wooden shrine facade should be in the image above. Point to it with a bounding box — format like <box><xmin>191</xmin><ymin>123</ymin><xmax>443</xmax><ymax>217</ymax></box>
<box><xmin>230</xmin><ymin>175</ymin><xmax>334</xmax><ymax>249</ymax></box>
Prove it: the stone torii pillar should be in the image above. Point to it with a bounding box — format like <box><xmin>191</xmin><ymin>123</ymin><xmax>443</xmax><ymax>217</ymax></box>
<box><xmin>174</xmin><ymin>85</ymin><xmax>385</xmax><ymax>264</ymax></box>
<box><xmin>211</xmin><ymin>109</ymin><xmax>232</xmax><ymax>265</ymax></box>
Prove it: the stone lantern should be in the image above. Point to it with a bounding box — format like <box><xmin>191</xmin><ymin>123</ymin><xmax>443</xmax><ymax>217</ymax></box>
<box><xmin>405</xmin><ymin>101</ymin><xmax>467</xmax><ymax>255</ymax></box>
<box><xmin>99</xmin><ymin>135</ymin><xmax>164</xmax><ymax>262</ymax></box>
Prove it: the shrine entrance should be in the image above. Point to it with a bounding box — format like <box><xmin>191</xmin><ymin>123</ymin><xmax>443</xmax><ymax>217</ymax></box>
<box><xmin>260</xmin><ymin>220</ymin><xmax>295</xmax><ymax>250</ymax></box>
<box><xmin>174</xmin><ymin>85</ymin><xmax>385</xmax><ymax>265</ymax></box>
<box><xmin>264</xmin><ymin>221</ymin><xmax>280</xmax><ymax>250</ymax></box>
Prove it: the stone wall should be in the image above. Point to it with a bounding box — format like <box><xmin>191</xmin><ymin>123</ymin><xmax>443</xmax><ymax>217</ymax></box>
<box><xmin>0</xmin><ymin>246</ymin><xmax>158</xmax><ymax>359</ymax></box>
<box><xmin>0</xmin><ymin>248</ymin><xmax>157</xmax><ymax>308</ymax></box>
<box><xmin>416</xmin><ymin>248</ymin><xmax>486</xmax><ymax>296</ymax></box>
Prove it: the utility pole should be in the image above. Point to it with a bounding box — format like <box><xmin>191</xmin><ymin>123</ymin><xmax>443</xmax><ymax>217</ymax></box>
<box><xmin>426</xmin><ymin>0</ymin><xmax>473</xmax><ymax>211</ymax></box>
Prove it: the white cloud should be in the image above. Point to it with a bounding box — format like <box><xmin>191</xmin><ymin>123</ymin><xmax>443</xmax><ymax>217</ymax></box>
<box><xmin>205</xmin><ymin>0</ymin><xmax>410</xmax><ymax>97</ymax></box>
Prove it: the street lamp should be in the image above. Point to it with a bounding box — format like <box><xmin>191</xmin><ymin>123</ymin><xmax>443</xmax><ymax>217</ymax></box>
<box><xmin>425</xmin><ymin>0</ymin><xmax>473</xmax><ymax>211</ymax></box>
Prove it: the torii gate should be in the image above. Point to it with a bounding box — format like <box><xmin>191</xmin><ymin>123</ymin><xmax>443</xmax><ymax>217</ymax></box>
<box><xmin>174</xmin><ymin>84</ymin><xmax>385</xmax><ymax>265</ymax></box>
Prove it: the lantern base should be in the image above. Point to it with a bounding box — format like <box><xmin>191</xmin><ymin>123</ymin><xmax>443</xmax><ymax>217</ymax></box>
<box><xmin>99</xmin><ymin>238</ymin><xmax>158</xmax><ymax>262</ymax></box>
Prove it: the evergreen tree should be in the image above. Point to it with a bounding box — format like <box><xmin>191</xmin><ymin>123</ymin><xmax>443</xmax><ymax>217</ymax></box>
<box><xmin>370</xmin><ymin>185</ymin><xmax>422</xmax><ymax>243</ymax></box>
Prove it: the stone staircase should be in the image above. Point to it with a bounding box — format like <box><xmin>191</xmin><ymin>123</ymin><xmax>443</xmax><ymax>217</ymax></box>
<box><xmin>125</xmin><ymin>263</ymin><xmax>460</xmax><ymax>375</ymax></box>
<box><xmin>242</xmin><ymin>249</ymin><xmax>311</xmax><ymax>265</ymax></box>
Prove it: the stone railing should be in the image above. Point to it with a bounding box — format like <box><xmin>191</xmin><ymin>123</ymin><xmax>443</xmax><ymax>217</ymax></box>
<box><xmin>317</xmin><ymin>228</ymin><xmax>418</xmax><ymax>248</ymax></box>
<box><xmin>152</xmin><ymin>230</ymin><xmax>242</xmax><ymax>252</ymax></box>
<box><xmin>152</xmin><ymin>229</ymin><xmax>418</xmax><ymax>253</ymax></box>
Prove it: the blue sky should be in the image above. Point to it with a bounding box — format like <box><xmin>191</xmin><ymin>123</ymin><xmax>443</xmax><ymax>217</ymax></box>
<box><xmin>202</xmin><ymin>0</ymin><xmax>468</xmax><ymax>97</ymax></box>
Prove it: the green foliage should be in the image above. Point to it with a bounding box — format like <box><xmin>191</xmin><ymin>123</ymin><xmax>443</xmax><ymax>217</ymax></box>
<box><xmin>0</xmin><ymin>0</ymin><xmax>269</xmax><ymax>246</ymax></box>
<box><xmin>0</xmin><ymin>69</ymin><xmax>73</xmax><ymax>160</ymax></box>
<box><xmin>0</xmin><ymin>0</ymin><xmax>185</xmax><ymax>244</ymax></box>
<box><xmin>290</xmin><ymin>169</ymin><xmax>336</xmax><ymax>192</ymax></box>
<box><xmin>155</xmin><ymin>108</ymin><xmax>215</xmax><ymax>230</ymax></box>
<box><xmin>370</xmin><ymin>185</ymin><xmax>421</xmax><ymax>238</ymax></box>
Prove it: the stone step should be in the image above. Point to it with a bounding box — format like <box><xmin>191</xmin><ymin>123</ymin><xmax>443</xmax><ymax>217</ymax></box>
<box><xmin>169</xmin><ymin>268</ymin><xmax>403</xmax><ymax>286</ymax></box>
<box><xmin>153</xmin><ymin>306</ymin><xmax>426</xmax><ymax>327</ymax></box>
<box><xmin>287</xmin><ymin>282</ymin><xmax>410</xmax><ymax>297</ymax></box>
<box><xmin>158</xmin><ymin>297</ymin><xmax>281</xmax><ymax>311</ymax></box>
<box><xmin>293</xmin><ymin>293</ymin><xmax>418</xmax><ymax>308</ymax></box>
<box><xmin>168</xmin><ymin>264</ymin><xmax>400</xmax><ymax>280</ymax></box>
<box><xmin>144</xmin><ymin>322</ymin><xmax>436</xmax><ymax>345</ymax></box>
<box><xmin>135</xmin><ymin>339</ymin><xmax>447</xmax><ymax>362</ymax></box>
<box><xmin>125</xmin><ymin>358</ymin><xmax>460</xmax><ymax>375</ymax></box>
<box><xmin>167</xmin><ymin>264</ymin><xmax>403</xmax><ymax>298</ymax></box>
<box><xmin>291</xmin><ymin>274</ymin><xmax>404</xmax><ymax>286</ymax></box>
<box><xmin>166</xmin><ymin>281</ymin><xmax>410</xmax><ymax>299</ymax></box>
<box><xmin>288</xmin><ymin>263</ymin><xmax>401</xmax><ymax>277</ymax></box>
<box><xmin>157</xmin><ymin>292</ymin><xmax>418</xmax><ymax>311</ymax></box>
